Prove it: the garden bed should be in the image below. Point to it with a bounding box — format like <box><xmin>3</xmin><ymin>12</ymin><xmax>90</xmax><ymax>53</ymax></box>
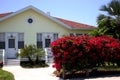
<box><xmin>20</xmin><ymin>60</ymin><xmax>49</xmax><ymax>68</ymax></box>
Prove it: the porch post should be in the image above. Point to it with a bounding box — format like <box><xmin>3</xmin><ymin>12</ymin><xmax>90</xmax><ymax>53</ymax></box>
<box><xmin>3</xmin><ymin>49</ymin><xmax>5</xmax><ymax>64</ymax></box>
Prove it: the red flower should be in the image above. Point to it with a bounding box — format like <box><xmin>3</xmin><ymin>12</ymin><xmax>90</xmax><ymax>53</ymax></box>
<box><xmin>51</xmin><ymin>35</ymin><xmax>120</xmax><ymax>72</ymax></box>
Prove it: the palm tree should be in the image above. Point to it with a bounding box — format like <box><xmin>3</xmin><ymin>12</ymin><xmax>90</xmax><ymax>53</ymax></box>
<box><xmin>100</xmin><ymin>0</ymin><xmax>120</xmax><ymax>21</ymax></box>
<box><xmin>35</xmin><ymin>47</ymin><xmax>45</xmax><ymax>64</ymax></box>
<box><xmin>19</xmin><ymin>45</ymin><xmax>45</xmax><ymax>64</ymax></box>
<box><xmin>90</xmin><ymin>0</ymin><xmax>120</xmax><ymax>39</ymax></box>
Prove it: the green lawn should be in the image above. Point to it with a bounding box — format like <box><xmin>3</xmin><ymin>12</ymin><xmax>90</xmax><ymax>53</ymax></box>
<box><xmin>97</xmin><ymin>66</ymin><xmax>120</xmax><ymax>71</ymax></box>
<box><xmin>0</xmin><ymin>68</ymin><xmax>14</xmax><ymax>80</ymax></box>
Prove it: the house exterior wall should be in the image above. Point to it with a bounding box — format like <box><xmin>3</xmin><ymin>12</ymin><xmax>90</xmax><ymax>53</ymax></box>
<box><xmin>0</xmin><ymin>9</ymin><xmax>70</xmax><ymax>45</ymax></box>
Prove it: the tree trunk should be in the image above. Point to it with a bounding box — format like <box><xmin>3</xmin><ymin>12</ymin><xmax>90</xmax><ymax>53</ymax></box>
<box><xmin>28</xmin><ymin>56</ymin><xmax>33</xmax><ymax>64</ymax></box>
<box><xmin>35</xmin><ymin>55</ymin><xmax>39</xmax><ymax>64</ymax></box>
<box><xmin>62</xmin><ymin>65</ymin><xmax>66</xmax><ymax>80</ymax></box>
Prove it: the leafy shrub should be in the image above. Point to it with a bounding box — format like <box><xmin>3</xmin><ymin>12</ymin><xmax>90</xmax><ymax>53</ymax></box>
<box><xmin>20</xmin><ymin>60</ymin><xmax>49</xmax><ymax>68</ymax></box>
<box><xmin>51</xmin><ymin>36</ymin><xmax>120</xmax><ymax>72</ymax></box>
<box><xmin>19</xmin><ymin>45</ymin><xmax>45</xmax><ymax>64</ymax></box>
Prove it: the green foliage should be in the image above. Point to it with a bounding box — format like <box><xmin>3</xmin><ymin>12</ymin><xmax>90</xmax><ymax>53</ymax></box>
<box><xmin>0</xmin><ymin>69</ymin><xmax>15</xmax><ymax>80</ymax></box>
<box><xmin>90</xmin><ymin>0</ymin><xmax>120</xmax><ymax>40</ymax></box>
<box><xmin>20</xmin><ymin>61</ymin><xmax>49</xmax><ymax>68</ymax></box>
<box><xmin>100</xmin><ymin>0</ymin><xmax>120</xmax><ymax>17</ymax></box>
<box><xmin>19</xmin><ymin>44</ymin><xmax>45</xmax><ymax>64</ymax></box>
<box><xmin>89</xmin><ymin>30</ymin><xmax>102</xmax><ymax>36</ymax></box>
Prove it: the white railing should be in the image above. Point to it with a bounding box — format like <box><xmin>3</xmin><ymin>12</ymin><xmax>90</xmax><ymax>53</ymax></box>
<box><xmin>44</xmin><ymin>48</ymin><xmax>53</xmax><ymax>63</ymax></box>
<box><xmin>0</xmin><ymin>49</ymin><xmax>5</xmax><ymax>64</ymax></box>
<box><xmin>18</xmin><ymin>49</ymin><xmax>21</xmax><ymax>59</ymax></box>
<box><xmin>17</xmin><ymin>48</ymin><xmax>53</xmax><ymax>63</ymax></box>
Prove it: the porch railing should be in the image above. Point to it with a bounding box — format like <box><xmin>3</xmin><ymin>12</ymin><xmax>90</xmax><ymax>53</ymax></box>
<box><xmin>44</xmin><ymin>48</ymin><xmax>53</xmax><ymax>63</ymax></box>
<box><xmin>0</xmin><ymin>49</ymin><xmax>5</xmax><ymax>64</ymax></box>
<box><xmin>18</xmin><ymin>48</ymin><xmax>53</xmax><ymax>63</ymax></box>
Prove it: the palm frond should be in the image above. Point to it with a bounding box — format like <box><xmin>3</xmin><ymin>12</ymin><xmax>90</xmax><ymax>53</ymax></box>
<box><xmin>100</xmin><ymin>0</ymin><xmax>120</xmax><ymax>16</ymax></box>
<box><xmin>97</xmin><ymin>14</ymin><xmax>107</xmax><ymax>22</ymax></box>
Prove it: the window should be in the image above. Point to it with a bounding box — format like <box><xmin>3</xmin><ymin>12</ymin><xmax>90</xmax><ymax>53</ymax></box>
<box><xmin>9</xmin><ymin>39</ymin><xmax>15</xmax><ymax>48</ymax></box>
<box><xmin>84</xmin><ymin>34</ymin><xmax>87</xmax><ymax>36</ymax></box>
<box><xmin>18</xmin><ymin>33</ymin><xmax>24</xmax><ymax>48</ymax></box>
<box><xmin>70</xmin><ymin>33</ymin><xmax>74</xmax><ymax>36</ymax></box>
<box><xmin>53</xmin><ymin>33</ymin><xmax>58</xmax><ymax>41</ymax></box>
<box><xmin>28</xmin><ymin>18</ymin><xmax>33</xmax><ymax>24</ymax></box>
<box><xmin>45</xmin><ymin>39</ymin><xmax>51</xmax><ymax>47</ymax></box>
<box><xmin>70</xmin><ymin>33</ymin><xmax>86</xmax><ymax>37</ymax></box>
<box><xmin>37</xmin><ymin>33</ymin><xmax>43</xmax><ymax>48</ymax></box>
<box><xmin>76</xmin><ymin>33</ymin><xmax>82</xmax><ymax>36</ymax></box>
<box><xmin>0</xmin><ymin>33</ymin><xmax>5</xmax><ymax>49</ymax></box>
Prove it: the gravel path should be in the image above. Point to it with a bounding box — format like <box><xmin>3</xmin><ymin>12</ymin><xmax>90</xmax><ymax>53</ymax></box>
<box><xmin>3</xmin><ymin>64</ymin><xmax>120</xmax><ymax>80</ymax></box>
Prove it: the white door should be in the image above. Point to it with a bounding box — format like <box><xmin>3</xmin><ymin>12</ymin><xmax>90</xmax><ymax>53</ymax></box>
<box><xmin>43</xmin><ymin>33</ymin><xmax>53</xmax><ymax>63</ymax></box>
<box><xmin>6</xmin><ymin>33</ymin><xmax>18</xmax><ymax>59</ymax></box>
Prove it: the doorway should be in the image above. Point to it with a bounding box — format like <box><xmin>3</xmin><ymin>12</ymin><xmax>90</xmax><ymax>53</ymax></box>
<box><xmin>6</xmin><ymin>33</ymin><xmax>18</xmax><ymax>59</ymax></box>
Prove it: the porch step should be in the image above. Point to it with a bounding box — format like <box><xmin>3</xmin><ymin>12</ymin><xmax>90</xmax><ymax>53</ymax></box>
<box><xmin>6</xmin><ymin>59</ymin><xmax>20</xmax><ymax>65</ymax></box>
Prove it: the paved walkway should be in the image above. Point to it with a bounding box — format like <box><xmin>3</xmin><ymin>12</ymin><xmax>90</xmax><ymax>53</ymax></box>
<box><xmin>3</xmin><ymin>64</ymin><xmax>60</xmax><ymax>80</ymax></box>
<box><xmin>3</xmin><ymin>64</ymin><xmax>120</xmax><ymax>80</ymax></box>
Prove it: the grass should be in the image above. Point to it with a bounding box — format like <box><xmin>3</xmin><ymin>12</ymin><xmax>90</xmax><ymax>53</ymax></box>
<box><xmin>96</xmin><ymin>66</ymin><xmax>120</xmax><ymax>71</ymax></box>
<box><xmin>0</xmin><ymin>68</ymin><xmax>15</xmax><ymax>80</ymax></box>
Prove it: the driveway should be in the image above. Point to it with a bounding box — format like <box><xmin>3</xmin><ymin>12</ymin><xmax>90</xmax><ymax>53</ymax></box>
<box><xmin>3</xmin><ymin>64</ymin><xmax>120</xmax><ymax>80</ymax></box>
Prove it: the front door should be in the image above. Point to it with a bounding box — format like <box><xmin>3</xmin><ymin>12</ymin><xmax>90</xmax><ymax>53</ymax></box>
<box><xmin>43</xmin><ymin>33</ymin><xmax>53</xmax><ymax>48</ymax></box>
<box><xmin>6</xmin><ymin>33</ymin><xmax>18</xmax><ymax>59</ymax></box>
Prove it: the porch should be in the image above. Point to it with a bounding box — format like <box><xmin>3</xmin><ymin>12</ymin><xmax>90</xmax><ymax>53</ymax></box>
<box><xmin>0</xmin><ymin>48</ymin><xmax>53</xmax><ymax>65</ymax></box>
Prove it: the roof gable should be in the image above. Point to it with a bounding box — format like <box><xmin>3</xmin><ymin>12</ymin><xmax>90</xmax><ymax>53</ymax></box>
<box><xmin>0</xmin><ymin>5</ymin><xmax>96</xmax><ymax>30</ymax></box>
<box><xmin>0</xmin><ymin>5</ymin><xmax>71</xmax><ymax>29</ymax></box>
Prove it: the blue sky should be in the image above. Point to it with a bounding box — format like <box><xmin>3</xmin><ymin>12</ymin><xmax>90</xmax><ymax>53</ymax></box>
<box><xmin>0</xmin><ymin>0</ymin><xmax>111</xmax><ymax>26</ymax></box>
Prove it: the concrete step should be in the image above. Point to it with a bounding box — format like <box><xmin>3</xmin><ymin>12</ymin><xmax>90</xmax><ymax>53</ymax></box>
<box><xmin>6</xmin><ymin>59</ymin><xmax>20</xmax><ymax>65</ymax></box>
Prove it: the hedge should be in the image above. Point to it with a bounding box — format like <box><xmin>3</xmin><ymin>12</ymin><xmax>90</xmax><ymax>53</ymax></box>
<box><xmin>51</xmin><ymin>36</ymin><xmax>120</xmax><ymax>72</ymax></box>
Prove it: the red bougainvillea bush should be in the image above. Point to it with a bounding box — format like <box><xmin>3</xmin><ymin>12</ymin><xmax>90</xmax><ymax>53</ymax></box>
<box><xmin>51</xmin><ymin>36</ymin><xmax>120</xmax><ymax>72</ymax></box>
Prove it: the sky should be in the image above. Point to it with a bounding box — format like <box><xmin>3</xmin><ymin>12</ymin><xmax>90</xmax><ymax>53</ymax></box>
<box><xmin>0</xmin><ymin>0</ymin><xmax>112</xmax><ymax>26</ymax></box>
